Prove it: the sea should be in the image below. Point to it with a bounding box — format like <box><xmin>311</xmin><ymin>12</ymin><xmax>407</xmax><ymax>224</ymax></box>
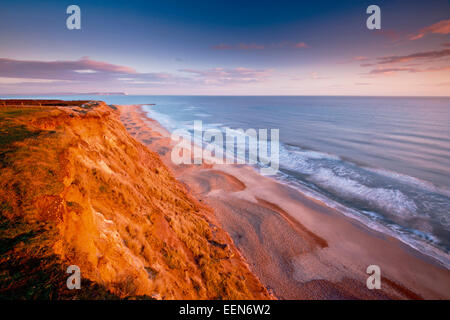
<box><xmin>4</xmin><ymin>94</ymin><xmax>450</xmax><ymax>268</ymax></box>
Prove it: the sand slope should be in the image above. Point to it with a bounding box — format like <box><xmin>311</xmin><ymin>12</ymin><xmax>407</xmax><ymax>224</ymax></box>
<box><xmin>0</xmin><ymin>100</ymin><xmax>271</xmax><ymax>299</ymax></box>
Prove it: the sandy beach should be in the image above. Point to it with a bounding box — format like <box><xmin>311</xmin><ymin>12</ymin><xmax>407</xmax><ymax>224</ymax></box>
<box><xmin>119</xmin><ymin>104</ymin><xmax>450</xmax><ymax>300</ymax></box>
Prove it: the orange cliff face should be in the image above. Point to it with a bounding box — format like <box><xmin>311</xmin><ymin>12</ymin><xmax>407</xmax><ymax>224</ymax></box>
<box><xmin>0</xmin><ymin>100</ymin><xmax>271</xmax><ymax>300</ymax></box>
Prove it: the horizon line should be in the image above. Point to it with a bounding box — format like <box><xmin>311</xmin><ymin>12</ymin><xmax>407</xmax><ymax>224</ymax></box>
<box><xmin>1</xmin><ymin>94</ymin><xmax>450</xmax><ymax>98</ymax></box>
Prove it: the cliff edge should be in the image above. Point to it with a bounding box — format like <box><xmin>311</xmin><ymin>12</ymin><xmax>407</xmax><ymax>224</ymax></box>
<box><xmin>0</xmin><ymin>100</ymin><xmax>271</xmax><ymax>299</ymax></box>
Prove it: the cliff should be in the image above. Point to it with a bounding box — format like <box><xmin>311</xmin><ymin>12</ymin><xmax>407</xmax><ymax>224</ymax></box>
<box><xmin>0</xmin><ymin>100</ymin><xmax>270</xmax><ymax>299</ymax></box>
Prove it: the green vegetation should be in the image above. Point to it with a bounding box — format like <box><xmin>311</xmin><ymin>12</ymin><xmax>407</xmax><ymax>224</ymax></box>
<box><xmin>0</xmin><ymin>108</ymin><xmax>43</xmax><ymax>168</ymax></box>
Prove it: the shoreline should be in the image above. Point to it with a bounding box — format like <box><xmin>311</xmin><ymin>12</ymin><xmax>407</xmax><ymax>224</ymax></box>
<box><xmin>119</xmin><ymin>104</ymin><xmax>450</xmax><ymax>299</ymax></box>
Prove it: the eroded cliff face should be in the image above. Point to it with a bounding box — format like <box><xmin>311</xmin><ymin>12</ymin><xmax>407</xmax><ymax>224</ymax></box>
<box><xmin>0</xmin><ymin>101</ymin><xmax>270</xmax><ymax>299</ymax></box>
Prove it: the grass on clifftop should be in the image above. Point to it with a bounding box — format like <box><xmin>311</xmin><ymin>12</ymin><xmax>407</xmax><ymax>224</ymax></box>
<box><xmin>0</xmin><ymin>105</ymin><xmax>120</xmax><ymax>299</ymax></box>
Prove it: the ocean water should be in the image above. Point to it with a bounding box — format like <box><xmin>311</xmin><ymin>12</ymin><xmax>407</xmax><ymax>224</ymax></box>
<box><xmin>5</xmin><ymin>95</ymin><xmax>450</xmax><ymax>267</ymax></box>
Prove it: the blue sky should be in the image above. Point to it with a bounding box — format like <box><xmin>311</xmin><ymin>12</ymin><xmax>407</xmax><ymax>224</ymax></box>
<box><xmin>0</xmin><ymin>0</ymin><xmax>449</xmax><ymax>95</ymax></box>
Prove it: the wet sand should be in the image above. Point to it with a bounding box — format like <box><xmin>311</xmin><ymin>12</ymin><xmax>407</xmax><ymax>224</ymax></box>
<box><xmin>119</xmin><ymin>104</ymin><xmax>450</xmax><ymax>300</ymax></box>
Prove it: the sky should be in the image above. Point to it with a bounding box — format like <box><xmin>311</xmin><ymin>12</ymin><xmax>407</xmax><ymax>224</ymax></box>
<box><xmin>0</xmin><ymin>0</ymin><xmax>449</xmax><ymax>96</ymax></box>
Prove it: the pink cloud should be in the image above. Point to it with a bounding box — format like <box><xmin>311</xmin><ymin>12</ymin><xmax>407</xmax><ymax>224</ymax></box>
<box><xmin>237</xmin><ymin>43</ymin><xmax>265</xmax><ymax>50</ymax></box>
<box><xmin>368</xmin><ymin>67</ymin><xmax>418</xmax><ymax>75</ymax></box>
<box><xmin>274</xmin><ymin>41</ymin><xmax>309</xmax><ymax>49</ymax></box>
<box><xmin>410</xmin><ymin>19</ymin><xmax>450</xmax><ymax>40</ymax></box>
<box><xmin>211</xmin><ymin>41</ymin><xmax>308</xmax><ymax>50</ymax></box>
<box><xmin>0</xmin><ymin>57</ymin><xmax>186</xmax><ymax>88</ymax></box>
<box><xmin>339</xmin><ymin>56</ymin><xmax>369</xmax><ymax>64</ymax></box>
<box><xmin>0</xmin><ymin>57</ymin><xmax>137</xmax><ymax>81</ymax></box>
<box><xmin>366</xmin><ymin>65</ymin><xmax>449</xmax><ymax>76</ymax></box>
<box><xmin>0</xmin><ymin>56</ymin><xmax>275</xmax><ymax>92</ymax></box>
<box><xmin>179</xmin><ymin>67</ymin><xmax>272</xmax><ymax>84</ymax></box>
<box><xmin>275</xmin><ymin>41</ymin><xmax>309</xmax><ymax>49</ymax></box>
<box><xmin>77</xmin><ymin>56</ymin><xmax>137</xmax><ymax>74</ymax></box>
<box><xmin>376</xmin><ymin>48</ymin><xmax>450</xmax><ymax>64</ymax></box>
<box><xmin>425</xmin><ymin>65</ymin><xmax>450</xmax><ymax>72</ymax></box>
<box><xmin>212</xmin><ymin>43</ymin><xmax>264</xmax><ymax>50</ymax></box>
<box><xmin>372</xmin><ymin>29</ymin><xmax>402</xmax><ymax>42</ymax></box>
<box><xmin>292</xmin><ymin>42</ymin><xmax>308</xmax><ymax>48</ymax></box>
